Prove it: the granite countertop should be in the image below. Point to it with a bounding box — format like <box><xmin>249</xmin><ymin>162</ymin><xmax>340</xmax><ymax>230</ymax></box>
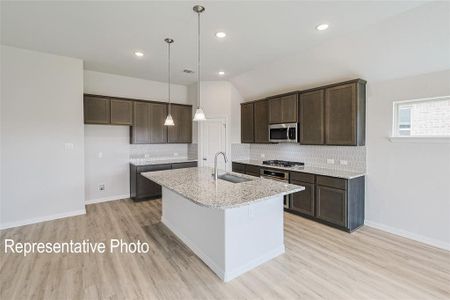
<box><xmin>130</xmin><ymin>158</ymin><xmax>198</xmax><ymax>166</ymax></box>
<box><xmin>142</xmin><ymin>167</ymin><xmax>304</xmax><ymax>209</ymax></box>
<box><xmin>233</xmin><ymin>160</ymin><xmax>366</xmax><ymax>179</ymax></box>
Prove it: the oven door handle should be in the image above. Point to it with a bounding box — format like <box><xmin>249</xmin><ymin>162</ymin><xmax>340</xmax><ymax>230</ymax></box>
<box><xmin>261</xmin><ymin>174</ymin><xmax>288</xmax><ymax>182</ymax></box>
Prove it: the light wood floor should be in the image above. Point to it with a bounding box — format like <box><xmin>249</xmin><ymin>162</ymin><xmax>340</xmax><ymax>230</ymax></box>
<box><xmin>1</xmin><ymin>199</ymin><xmax>449</xmax><ymax>300</ymax></box>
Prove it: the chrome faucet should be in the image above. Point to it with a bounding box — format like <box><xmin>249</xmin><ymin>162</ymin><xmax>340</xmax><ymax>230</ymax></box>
<box><xmin>213</xmin><ymin>151</ymin><xmax>228</xmax><ymax>181</ymax></box>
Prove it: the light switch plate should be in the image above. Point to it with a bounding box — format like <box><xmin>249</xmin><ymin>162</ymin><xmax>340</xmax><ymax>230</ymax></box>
<box><xmin>64</xmin><ymin>142</ymin><xmax>74</xmax><ymax>150</ymax></box>
<box><xmin>340</xmin><ymin>160</ymin><xmax>348</xmax><ymax>165</ymax></box>
<box><xmin>260</xmin><ymin>154</ymin><xmax>265</xmax><ymax>158</ymax></box>
<box><xmin>327</xmin><ymin>159</ymin><xmax>335</xmax><ymax>164</ymax></box>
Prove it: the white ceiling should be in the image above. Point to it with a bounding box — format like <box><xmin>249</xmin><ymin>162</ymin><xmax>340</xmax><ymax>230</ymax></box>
<box><xmin>1</xmin><ymin>1</ymin><xmax>426</xmax><ymax>85</ymax></box>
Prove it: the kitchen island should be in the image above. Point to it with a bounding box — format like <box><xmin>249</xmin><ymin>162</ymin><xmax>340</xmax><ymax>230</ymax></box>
<box><xmin>142</xmin><ymin>167</ymin><xmax>303</xmax><ymax>282</ymax></box>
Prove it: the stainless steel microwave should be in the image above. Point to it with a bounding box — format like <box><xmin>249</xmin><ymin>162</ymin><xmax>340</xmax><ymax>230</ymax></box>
<box><xmin>269</xmin><ymin>123</ymin><xmax>298</xmax><ymax>143</ymax></box>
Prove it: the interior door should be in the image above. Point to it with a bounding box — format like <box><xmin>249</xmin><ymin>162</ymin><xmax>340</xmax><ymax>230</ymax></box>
<box><xmin>201</xmin><ymin>119</ymin><xmax>227</xmax><ymax>171</ymax></box>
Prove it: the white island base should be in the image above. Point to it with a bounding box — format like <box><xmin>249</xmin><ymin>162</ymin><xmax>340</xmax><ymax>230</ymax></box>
<box><xmin>161</xmin><ymin>187</ymin><xmax>285</xmax><ymax>282</ymax></box>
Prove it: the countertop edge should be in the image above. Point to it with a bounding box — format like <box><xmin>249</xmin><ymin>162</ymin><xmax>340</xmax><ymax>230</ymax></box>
<box><xmin>130</xmin><ymin>158</ymin><xmax>198</xmax><ymax>166</ymax></box>
<box><xmin>232</xmin><ymin>160</ymin><xmax>366</xmax><ymax>179</ymax></box>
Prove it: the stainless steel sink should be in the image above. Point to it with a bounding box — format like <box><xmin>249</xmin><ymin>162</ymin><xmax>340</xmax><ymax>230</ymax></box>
<box><xmin>217</xmin><ymin>173</ymin><xmax>252</xmax><ymax>184</ymax></box>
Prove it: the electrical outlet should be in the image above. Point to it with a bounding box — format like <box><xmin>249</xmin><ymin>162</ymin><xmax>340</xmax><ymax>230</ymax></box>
<box><xmin>64</xmin><ymin>142</ymin><xmax>74</xmax><ymax>150</ymax></box>
<box><xmin>99</xmin><ymin>184</ymin><xmax>105</xmax><ymax>191</ymax></box>
<box><xmin>144</xmin><ymin>154</ymin><xmax>150</xmax><ymax>159</ymax></box>
<box><xmin>174</xmin><ymin>152</ymin><xmax>179</xmax><ymax>156</ymax></box>
<box><xmin>340</xmin><ymin>160</ymin><xmax>348</xmax><ymax>166</ymax></box>
<box><xmin>260</xmin><ymin>153</ymin><xmax>265</xmax><ymax>158</ymax></box>
<box><xmin>98</xmin><ymin>152</ymin><xmax>103</xmax><ymax>158</ymax></box>
<box><xmin>327</xmin><ymin>159</ymin><xmax>335</xmax><ymax>164</ymax></box>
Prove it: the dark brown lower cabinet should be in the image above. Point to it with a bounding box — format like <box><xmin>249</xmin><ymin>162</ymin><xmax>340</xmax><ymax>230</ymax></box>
<box><xmin>316</xmin><ymin>185</ymin><xmax>347</xmax><ymax>227</ymax></box>
<box><xmin>290</xmin><ymin>180</ymin><xmax>315</xmax><ymax>217</ymax></box>
<box><xmin>130</xmin><ymin>161</ymin><xmax>197</xmax><ymax>201</ymax></box>
<box><xmin>232</xmin><ymin>162</ymin><xmax>246</xmax><ymax>174</ymax></box>
<box><xmin>245</xmin><ymin>165</ymin><xmax>260</xmax><ymax>177</ymax></box>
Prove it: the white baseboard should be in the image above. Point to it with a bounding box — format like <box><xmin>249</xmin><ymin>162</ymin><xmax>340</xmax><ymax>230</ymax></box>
<box><xmin>0</xmin><ymin>209</ymin><xmax>86</xmax><ymax>230</ymax></box>
<box><xmin>223</xmin><ymin>245</ymin><xmax>285</xmax><ymax>282</ymax></box>
<box><xmin>364</xmin><ymin>220</ymin><xmax>450</xmax><ymax>251</ymax></box>
<box><xmin>85</xmin><ymin>194</ymin><xmax>130</xmax><ymax>205</ymax></box>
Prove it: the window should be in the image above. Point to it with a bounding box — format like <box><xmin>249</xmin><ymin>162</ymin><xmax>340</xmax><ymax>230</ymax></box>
<box><xmin>393</xmin><ymin>96</ymin><xmax>450</xmax><ymax>137</ymax></box>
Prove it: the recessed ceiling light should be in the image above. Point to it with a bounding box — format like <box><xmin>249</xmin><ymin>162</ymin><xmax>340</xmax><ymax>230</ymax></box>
<box><xmin>316</xmin><ymin>24</ymin><xmax>329</xmax><ymax>31</ymax></box>
<box><xmin>134</xmin><ymin>51</ymin><xmax>144</xmax><ymax>57</ymax></box>
<box><xmin>218</xmin><ymin>71</ymin><xmax>225</xmax><ymax>76</ymax></box>
<box><xmin>215</xmin><ymin>32</ymin><xmax>227</xmax><ymax>38</ymax></box>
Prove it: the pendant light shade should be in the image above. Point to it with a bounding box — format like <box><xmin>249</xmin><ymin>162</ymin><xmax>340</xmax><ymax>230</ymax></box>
<box><xmin>164</xmin><ymin>113</ymin><xmax>175</xmax><ymax>126</ymax></box>
<box><xmin>193</xmin><ymin>108</ymin><xmax>206</xmax><ymax>121</ymax></box>
<box><xmin>193</xmin><ymin>5</ymin><xmax>206</xmax><ymax>121</ymax></box>
<box><xmin>164</xmin><ymin>38</ymin><xmax>175</xmax><ymax>126</ymax></box>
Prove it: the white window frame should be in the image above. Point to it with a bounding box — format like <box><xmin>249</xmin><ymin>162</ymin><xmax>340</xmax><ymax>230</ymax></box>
<box><xmin>390</xmin><ymin>95</ymin><xmax>450</xmax><ymax>143</ymax></box>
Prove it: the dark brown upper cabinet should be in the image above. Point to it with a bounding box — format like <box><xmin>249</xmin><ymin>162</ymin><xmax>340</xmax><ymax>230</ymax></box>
<box><xmin>168</xmin><ymin>104</ymin><xmax>192</xmax><ymax>143</ymax></box>
<box><xmin>241</xmin><ymin>102</ymin><xmax>254</xmax><ymax>143</ymax></box>
<box><xmin>84</xmin><ymin>96</ymin><xmax>110</xmax><ymax>124</ymax></box>
<box><xmin>148</xmin><ymin>103</ymin><xmax>168</xmax><ymax>143</ymax></box>
<box><xmin>268</xmin><ymin>94</ymin><xmax>298</xmax><ymax>124</ymax></box>
<box><xmin>131</xmin><ymin>101</ymin><xmax>151</xmax><ymax>144</ymax></box>
<box><xmin>254</xmin><ymin>100</ymin><xmax>269</xmax><ymax>143</ymax></box>
<box><xmin>300</xmin><ymin>90</ymin><xmax>325</xmax><ymax>145</ymax></box>
<box><xmin>324</xmin><ymin>80</ymin><xmax>366</xmax><ymax>146</ymax></box>
<box><xmin>110</xmin><ymin>99</ymin><xmax>133</xmax><ymax>125</ymax></box>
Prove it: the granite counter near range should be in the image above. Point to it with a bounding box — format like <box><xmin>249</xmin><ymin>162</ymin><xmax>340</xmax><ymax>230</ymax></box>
<box><xmin>233</xmin><ymin>159</ymin><xmax>365</xmax><ymax>179</ymax></box>
<box><xmin>142</xmin><ymin>167</ymin><xmax>303</xmax><ymax>209</ymax></box>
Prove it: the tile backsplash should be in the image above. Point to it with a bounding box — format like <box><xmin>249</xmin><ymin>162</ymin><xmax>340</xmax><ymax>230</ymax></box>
<box><xmin>130</xmin><ymin>144</ymin><xmax>190</xmax><ymax>160</ymax></box>
<box><xmin>232</xmin><ymin>143</ymin><xmax>366</xmax><ymax>172</ymax></box>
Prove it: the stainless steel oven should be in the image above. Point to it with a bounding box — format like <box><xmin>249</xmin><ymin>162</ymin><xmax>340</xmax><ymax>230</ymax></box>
<box><xmin>269</xmin><ymin>123</ymin><xmax>298</xmax><ymax>143</ymax></box>
<box><xmin>260</xmin><ymin>168</ymin><xmax>291</xmax><ymax>209</ymax></box>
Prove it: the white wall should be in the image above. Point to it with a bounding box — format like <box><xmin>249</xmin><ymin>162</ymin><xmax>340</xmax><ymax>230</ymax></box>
<box><xmin>230</xmin><ymin>2</ymin><xmax>450</xmax><ymax>249</ymax></box>
<box><xmin>365</xmin><ymin>70</ymin><xmax>450</xmax><ymax>249</ymax></box>
<box><xmin>84</xmin><ymin>70</ymin><xmax>188</xmax><ymax>104</ymax></box>
<box><xmin>83</xmin><ymin>70</ymin><xmax>192</xmax><ymax>203</ymax></box>
<box><xmin>1</xmin><ymin>45</ymin><xmax>85</xmax><ymax>228</ymax></box>
<box><xmin>189</xmin><ymin>81</ymin><xmax>243</xmax><ymax>170</ymax></box>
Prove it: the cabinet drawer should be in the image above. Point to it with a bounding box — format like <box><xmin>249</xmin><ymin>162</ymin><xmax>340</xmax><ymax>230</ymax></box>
<box><xmin>290</xmin><ymin>172</ymin><xmax>315</xmax><ymax>184</ymax></box>
<box><xmin>232</xmin><ymin>162</ymin><xmax>246</xmax><ymax>174</ymax></box>
<box><xmin>317</xmin><ymin>175</ymin><xmax>346</xmax><ymax>190</ymax></box>
<box><xmin>246</xmin><ymin>165</ymin><xmax>260</xmax><ymax>177</ymax></box>
<box><xmin>137</xmin><ymin>164</ymin><xmax>172</xmax><ymax>173</ymax></box>
<box><xmin>171</xmin><ymin>161</ymin><xmax>197</xmax><ymax>169</ymax></box>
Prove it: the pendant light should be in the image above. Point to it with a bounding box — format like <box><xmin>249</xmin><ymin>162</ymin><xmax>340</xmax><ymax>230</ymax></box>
<box><xmin>192</xmin><ymin>5</ymin><xmax>206</xmax><ymax>121</ymax></box>
<box><xmin>164</xmin><ymin>38</ymin><xmax>175</xmax><ymax>126</ymax></box>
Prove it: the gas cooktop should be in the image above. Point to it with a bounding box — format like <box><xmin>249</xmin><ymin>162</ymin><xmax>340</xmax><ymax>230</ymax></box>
<box><xmin>262</xmin><ymin>160</ymin><xmax>304</xmax><ymax>168</ymax></box>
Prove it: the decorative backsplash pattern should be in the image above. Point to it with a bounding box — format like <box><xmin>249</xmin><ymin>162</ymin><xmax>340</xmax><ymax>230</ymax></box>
<box><xmin>232</xmin><ymin>143</ymin><xmax>366</xmax><ymax>172</ymax></box>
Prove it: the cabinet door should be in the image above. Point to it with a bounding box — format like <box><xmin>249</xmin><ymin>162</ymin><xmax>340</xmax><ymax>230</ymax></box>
<box><xmin>168</xmin><ymin>105</ymin><xmax>192</xmax><ymax>143</ymax></box>
<box><xmin>281</xmin><ymin>94</ymin><xmax>298</xmax><ymax>123</ymax></box>
<box><xmin>316</xmin><ymin>185</ymin><xmax>347</xmax><ymax>227</ymax></box>
<box><xmin>300</xmin><ymin>90</ymin><xmax>324</xmax><ymax>144</ymax></box>
<box><xmin>254</xmin><ymin>100</ymin><xmax>269</xmax><ymax>143</ymax></box>
<box><xmin>290</xmin><ymin>180</ymin><xmax>315</xmax><ymax>216</ymax></box>
<box><xmin>131</xmin><ymin>102</ymin><xmax>150</xmax><ymax>144</ymax></box>
<box><xmin>110</xmin><ymin>99</ymin><xmax>133</xmax><ymax>125</ymax></box>
<box><xmin>245</xmin><ymin>165</ymin><xmax>260</xmax><ymax>177</ymax></box>
<box><xmin>232</xmin><ymin>162</ymin><xmax>246</xmax><ymax>174</ymax></box>
<box><xmin>171</xmin><ymin>161</ymin><xmax>197</xmax><ymax>169</ymax></box>
<box><xmin>84</xmin><ymin>96</ymin><xmax>110</xmax><ymax>124</ymax></box>
<box><xmin>241</xmin><ymin>103</ymin><xmax>254</xmax><ymax>143</ymax></box>
<box><xmin>148</xmin><ymin>103</ymin><xmax>168</xmax><ymax>143</ymax></box>
<box><xmin>268</xmin><ymin>98</ymin><xmax>282</xmax><ymax>124</ymax></box>
<box><xmin>325</xmin><ymin>83</ymin><xmax>357</xmax><ymax>145</ymax></box>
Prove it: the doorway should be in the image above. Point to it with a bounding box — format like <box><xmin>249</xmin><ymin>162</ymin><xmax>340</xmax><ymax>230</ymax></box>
<box><xmin>199</xmin><ymin>118</ymin><xmax>227</xmax><ymax>171</ymax></box>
